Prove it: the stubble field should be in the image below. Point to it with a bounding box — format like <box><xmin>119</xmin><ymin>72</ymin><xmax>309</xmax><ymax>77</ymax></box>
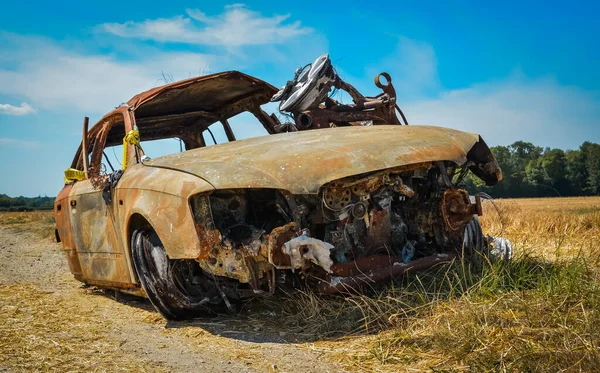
<box><xmin>1</xmin><ymin>197</ymin><xmax>599</xmax><ymax>372</ymax></box>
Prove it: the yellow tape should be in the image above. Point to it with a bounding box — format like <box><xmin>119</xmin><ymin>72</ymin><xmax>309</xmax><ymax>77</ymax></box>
<box><xmin>64</xmin><ymin>168</ymin><xmax>86</xmax><ymax>184</ymax></box>
<box><xmin>122</xmin><ymin>128</ymin><xmax>144</xmax><ymax>170</ymax></box>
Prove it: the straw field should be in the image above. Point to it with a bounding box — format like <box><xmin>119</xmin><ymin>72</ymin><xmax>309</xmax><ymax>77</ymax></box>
<box><xmin>1</xmin><ymin>197</ymin><xmax>599</xmax><ymax>372</ymax></box>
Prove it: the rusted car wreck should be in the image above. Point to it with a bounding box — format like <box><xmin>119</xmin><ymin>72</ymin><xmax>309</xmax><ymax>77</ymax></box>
<box><xmin>55</xmin><ymin>54</ymin><xmax>508</xmax><ymax>320</ymax></box>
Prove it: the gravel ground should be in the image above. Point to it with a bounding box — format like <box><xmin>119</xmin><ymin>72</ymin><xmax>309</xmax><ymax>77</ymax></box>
<box><xmin>0</xmin><ymin>223</ymin><xmax>346</xmax><ymax>373</ymax></box>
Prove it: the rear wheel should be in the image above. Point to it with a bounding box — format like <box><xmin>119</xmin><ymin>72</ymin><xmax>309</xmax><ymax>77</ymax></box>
<box><xmin>131</xmin><ymin>229</ymin><xmax>219</xmax><ymax>320</ymax></box>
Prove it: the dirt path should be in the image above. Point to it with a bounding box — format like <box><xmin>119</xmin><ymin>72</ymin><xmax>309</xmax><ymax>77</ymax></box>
<box><xmin>0</xmin><ymin>224</ymin><xmax>347</xmax><ymax>372</ymax></box>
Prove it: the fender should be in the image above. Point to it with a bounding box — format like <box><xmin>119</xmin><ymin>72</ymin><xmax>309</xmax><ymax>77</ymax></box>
<box><xmin>115</xmin><ymin>164</ymin><xmax>214</xmax><ymax>263</ymax></box>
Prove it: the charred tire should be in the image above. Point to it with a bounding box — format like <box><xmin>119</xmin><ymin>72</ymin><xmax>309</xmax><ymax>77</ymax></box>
<box><xmin>132</xmin><ymin>229</ymin><xmax>217</xmax><ymax>320</ymax></box>
<box><xmin>463</xmin><ymin>217</ymin><xmax>514</xmax><ymax>262</ymax></box>
<box><xmin>463</xmin><ymin>216</ymin><xmax>484</xmax><ymax>256</ymax></box>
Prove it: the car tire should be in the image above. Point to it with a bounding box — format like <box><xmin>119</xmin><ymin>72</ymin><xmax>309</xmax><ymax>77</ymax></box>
<box><xmin>463</xmin><ymin>216</ymin><xmax>513</xmax><ymax>262</ymax></box>
<box><xmin>131</xmin><ymin>229</ymin><xmax>217</xmax><ymax>320</ymax></box>
<box><xmin>463</xmin><ymin>216</ymin><xmax>484</xmax><ymax>256</ymax></box>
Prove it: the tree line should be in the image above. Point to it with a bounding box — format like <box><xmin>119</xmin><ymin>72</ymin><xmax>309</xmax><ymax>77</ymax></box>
<box><xmin>466</xmin><ymin>141</ymin><xmax>600</xmax><ymax>198</ymax></box>
<box><xmin>0</xmin><ymin>194</ymin><xmax>54</xmax><ymax>212</ymax></box>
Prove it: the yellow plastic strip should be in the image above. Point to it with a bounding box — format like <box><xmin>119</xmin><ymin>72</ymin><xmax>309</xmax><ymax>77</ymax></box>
<box><xmin>64</xmin><ymin>168</ymin><xmax>86</xmax><ymax>184</ymax></box>
<box><xmin>122</xmin><ymin>128</ymin><xmax>144</xmax><ymax>170</ymax></box>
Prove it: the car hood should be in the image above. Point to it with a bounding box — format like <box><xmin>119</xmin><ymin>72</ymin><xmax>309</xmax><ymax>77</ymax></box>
<box><xmin>144</xmin><ymin>125</ymin><xmax>495</xmax><ymax>194</ymax></box>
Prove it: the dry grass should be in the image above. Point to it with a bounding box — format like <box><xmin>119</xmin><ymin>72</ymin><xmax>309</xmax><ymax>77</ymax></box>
<box><xmin>0</xmin><ymin>284</ymin><xmax>166</xmax><ymax>372</ymax></box>
<box><xmin>0</xmin><ymin>210</ymin><xmax>56</xmax><ymax>239</ymax></box>
<box><xmin>480</xmin><ymin>197</ymin><xmax>600</xmax><ymax>260</ymax></box>
<box><xmin>2</xmin><ymin>199</ymin><xmax>600</xmax><ymax>372</ymax></box>
<box><xmin>0</xmin><ymin>210</ymin><xmax>55</xmax><ymax>225</ymax></box>
<box><xmin>273</xmin><ymin>197</ymin><xmax>600</xmax><ymax>372</ymax></box>
<box><xmin>0</xmin><ymin>211</ymin><xmax>167</xmax><ymax>372</ymax></box>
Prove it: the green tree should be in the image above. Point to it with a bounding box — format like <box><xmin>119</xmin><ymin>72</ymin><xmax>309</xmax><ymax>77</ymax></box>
<box><xmin>566</xmin><ymin>149</ymin><xmax>588</xmax><ymax>195</ymax></box>
<box><xmin>581</xmin><ymin>142</ymin><xmax>600</xmax><ymax>194</ymax></box>
<box><xmin>471</xmin><ymin>141</ymin><xmax>600</xmax><ymax>198</ymax></box>
<box><xmin>524</xmin><ymin>149</ymin><xmax>568</xmax><ymax>196</ymax></box>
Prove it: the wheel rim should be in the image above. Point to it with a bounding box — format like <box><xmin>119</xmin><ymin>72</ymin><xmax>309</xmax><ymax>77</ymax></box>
<box><xmin>132</xmin><ymin>230</ymin><xmax>212</xmax><ymax>320</ymax></box>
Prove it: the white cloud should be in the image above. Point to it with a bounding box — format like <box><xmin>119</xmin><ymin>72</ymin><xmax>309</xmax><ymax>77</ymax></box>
<box><xmin>0</xmin><ymin>33</ymin><xmax>217</xmax><ymax>113</ymax></box>
<box><xmin>103</xmin><ymin>16</ymin><xmax>191</xmax><ymax>43</ymax></box>
<box><xmin>0</xmin><ymin>102</ymin><xmax>35</xmax><ymax>116</ymax></box>
<box><xmin>101</xmin><ymin>4</ymin><xmax>311</xmax><ymax>47</ymax></box>
<box><xmin>0</xmin><ymin>14</ymin><xmax>321</xmax><ymax>116</ymax></box>
<box><xmin>0</xmin><ymin>137</ymin><xmax>38</xmax><ymax>148</ymax></box>
<box><xmin>364</xmin><ymin>37</ymin><xmax>600</xmax><ymax>149</ymax></box>
<box><xmin>404</xmin><ymin>77</ymin><xmax>600</xmax><ymax>149</ymax></box>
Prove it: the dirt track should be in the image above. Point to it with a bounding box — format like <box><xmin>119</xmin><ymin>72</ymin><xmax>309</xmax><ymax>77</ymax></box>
<box><xmin>0</xmin><ymin>224</ymin><xmax>347</xmax><ymax>372</ymax></box>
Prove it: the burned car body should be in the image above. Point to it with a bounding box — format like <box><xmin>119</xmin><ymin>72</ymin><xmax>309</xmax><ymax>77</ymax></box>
<box><xmin>54</xmin><ymin>56</ymin><xmax>505</xmax><ymax>319</ymax></box>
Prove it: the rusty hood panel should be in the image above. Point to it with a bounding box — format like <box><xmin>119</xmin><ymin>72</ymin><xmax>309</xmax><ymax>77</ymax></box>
<box><xmin>144</xmin><ymin>125</ymin><xmax>492</xmax><ymax>194</ymax></box>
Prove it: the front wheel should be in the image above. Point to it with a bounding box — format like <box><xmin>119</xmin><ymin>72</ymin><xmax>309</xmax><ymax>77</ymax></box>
<box><xmin>463</xmin><ymin>216</ymin><xmax>484</xmax><ymax>255</ymax></box>
<box><xmin>131</xmin><ymin>230</ymin><xmax>220</xmax><ymax>320</ymax></box>
<box><xmin>463</xmin><ymin>216</ymin><xmax>512</xmax><ymax>261</ymax></box>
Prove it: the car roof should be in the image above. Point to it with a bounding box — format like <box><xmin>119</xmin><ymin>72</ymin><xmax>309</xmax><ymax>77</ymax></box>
<box><xmin>94</xmin><ymin>71</ymin><xmax>278</xmax><ymax>147</ymax></box>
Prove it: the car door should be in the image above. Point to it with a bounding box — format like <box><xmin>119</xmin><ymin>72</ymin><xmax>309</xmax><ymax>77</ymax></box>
<box><xmin>69</xmin><ymin>112</ymin><xmax>136</xmax><ymax>286</ymax></box>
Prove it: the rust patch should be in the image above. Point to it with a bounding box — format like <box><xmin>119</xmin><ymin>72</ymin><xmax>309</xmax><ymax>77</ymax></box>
<box><xmin>441</xmin><ymin>189</ymin><xmax>481</xmax><ymax>231</ymax></box>
<box><xmin>366</xmin><ymin>208</ymin><xmax>393</xmax><ymax>252</ymax></box>
<box><xmin>318</xmin><ymin>253</ymin><xmax>457</xmax><ymax>294</ymax></box>
<box><xmin>266</xmin><ymin>222</ymin><xmax>296</xmax><ymax>269</ymax></box>
<box><xmin>331</xmin><ymin>254</ymin><xmax>404</xmax><ymax>277</ymax></box>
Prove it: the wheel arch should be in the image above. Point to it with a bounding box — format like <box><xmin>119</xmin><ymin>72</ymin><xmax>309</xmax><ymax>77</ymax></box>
<box><xmin>121</xmin><ymin>192</ymin><xmax>203</xmax><ymax>262</ymax></box>
<box><xmin>127</xmin><ymin>213</ymin><xmax>153</xmax><ymax>254</ymax></box>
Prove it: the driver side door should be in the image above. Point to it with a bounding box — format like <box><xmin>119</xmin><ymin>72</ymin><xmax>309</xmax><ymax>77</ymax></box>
<box><xmin>69</xmin><ymin>113</ymin><xmax>135</xmax><ymax>286</ymax></box>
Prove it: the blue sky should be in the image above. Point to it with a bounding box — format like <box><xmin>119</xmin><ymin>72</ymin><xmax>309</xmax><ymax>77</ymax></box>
<box><xmin>1</xmin><ymin>0</ymin><xmax>599</xmax><ymax>197</ymax></box>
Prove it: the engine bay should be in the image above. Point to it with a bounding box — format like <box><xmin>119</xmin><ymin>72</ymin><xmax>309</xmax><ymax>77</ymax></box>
<box><xmin>193</xmin><ymin>161</ymin><xmax>480</xmax><ymax>296</ymax></box>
